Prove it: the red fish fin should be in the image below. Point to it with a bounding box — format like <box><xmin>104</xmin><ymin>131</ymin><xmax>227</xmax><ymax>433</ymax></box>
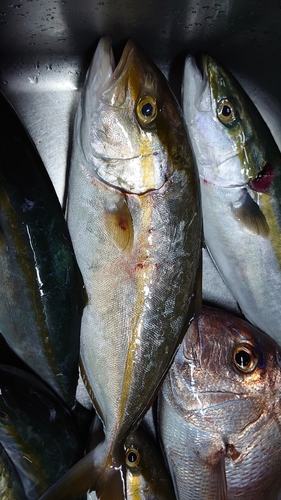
<box><xmin>39</xmin><ymin>451</ymin><xmax>96</xmax><ymax>500</ymax></box>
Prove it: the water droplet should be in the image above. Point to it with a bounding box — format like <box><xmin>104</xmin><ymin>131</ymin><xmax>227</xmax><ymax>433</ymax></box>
<box><xmin>28</xmin><ymin>75</ymin><xmax>38</xmax><ymax>84</ymax></box>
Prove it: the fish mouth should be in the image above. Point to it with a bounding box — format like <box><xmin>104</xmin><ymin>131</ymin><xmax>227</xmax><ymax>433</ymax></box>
<box><xmin>110</xmin><ymin>39</ymin><xmax>136</xmax><ymax>82</ymax></box>
<box><xmin>93</xmin><ymin>37</ymin><xmax>141</xmax><ymax>106</ymax></box>
<box><xmin>184</xmin><ymin>53</ymin><xmax>210</xmax><ymax>113</ymax></box>
<box><xmin>84</xmin><ymin>36</ymin><xmax>139</xmax><ymax>104</ymax></box>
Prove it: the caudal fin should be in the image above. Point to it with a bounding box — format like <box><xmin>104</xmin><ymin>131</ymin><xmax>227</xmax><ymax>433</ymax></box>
<box><xmin>39</xmin><ymin>446</ymin><xmax>127</xmax><ymax>500</ymax></box>
<box><xmin>39</xmin><ymin>451</ymin><xmax>96</xmax><ymax>500</ymax></box>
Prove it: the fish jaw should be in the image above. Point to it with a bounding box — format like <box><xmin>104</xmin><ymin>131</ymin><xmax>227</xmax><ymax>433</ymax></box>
<box><xmin>78</xmin><ymin>37</ymin><xmax>184</xmax><ymax>194</ymax></box>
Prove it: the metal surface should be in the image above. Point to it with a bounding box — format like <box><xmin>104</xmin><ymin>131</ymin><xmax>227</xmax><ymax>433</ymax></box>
<box><xmin>1</xmin><ymin>0</ymin><xmax>281</xmax><ymax>356</ymax></box>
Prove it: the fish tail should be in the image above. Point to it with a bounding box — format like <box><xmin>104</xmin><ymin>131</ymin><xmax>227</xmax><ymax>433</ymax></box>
<box><xmin>39</xmin><ymin>441</ymin><xmax>127</xmax><ymax>500</ymax></box>
<box><xmin>38</xmin><ymin>450</ymin><xmax>96</xmax><ymax>500</ymax></box>
<box><xmin>96</xmin><ymin>464</ymin><xmax>126</xmax><ymax>500</ymax></box>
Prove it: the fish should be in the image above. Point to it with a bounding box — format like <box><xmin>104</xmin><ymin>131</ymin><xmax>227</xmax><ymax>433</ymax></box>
<box><xmin>0</xmin><ymin>444</ymin><xmax>27</xmax><ymax>499</ymax></box>
<box><xmin>41</xmin><ymin>35</ymin><xmax>202</xmax><ymax>499</ymax></box>
<box><xmin>0</xmin><ymin>91</ymin><xmax>84</xmax><ymax>408</ymax></box>
<box><xmin>183</xmin><ymin>53</ymin><xmax>281</xmax><ymax>344</ymax></box>
<box><xmin>0</xmin><ymin>364</ymin><xmax>85</xmax><ymax>499</ymax></box>
<box><xmin>158</xmin><ymin>305</ymin><xmax>281</xmax><ymax>500</ymax></box>
<box><xmin>86</xmin><ymin>415</ymin><xmax>176</xmax><ymax>500</ymax></box>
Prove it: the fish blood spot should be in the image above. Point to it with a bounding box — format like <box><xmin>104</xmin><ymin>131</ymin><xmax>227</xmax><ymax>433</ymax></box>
<box><xmin>118</xmin><ymin>217</ymin><xmax>128</xmax><ymax>231</ymax></box>
<box><xmin>226</xmin><ymin>443</ymin><xmax>240</xmax><ymax>461</ymax></box>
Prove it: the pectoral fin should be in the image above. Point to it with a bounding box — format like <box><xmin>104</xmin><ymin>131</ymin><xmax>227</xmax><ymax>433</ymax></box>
<box><xmin>209</xmin><ymin>452</ymin><xmax>227</xmax><ymax>500</ymax></box>
<box><xmin>231</xmin><ymin>189</ymin><xmax>269</xmax><ymax>237</ymax></box>
<box><xmin>104</xmin><ymin>195</ymin><xmax>133</xmax><ymax>253</ymax></box>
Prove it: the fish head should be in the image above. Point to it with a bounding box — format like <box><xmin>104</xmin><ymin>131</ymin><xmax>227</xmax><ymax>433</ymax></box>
<box><xmin>173</xmin><ymin>306</ymin><xmax>281</xmax><ymax>432</ymax></box>
<box><xmin>183</xmin><ymin>53</ymin><xmax>275</xmax><ymax>189</ymax></box>
<box><xmin>78</xmin><ymin>36</ymin><xmax>187</xmax><ymax>194</ymax></box>
<box><xmin>124</xmin><ymin>426</ymin><xmax>176</xmax><ymax>500</ymax></box>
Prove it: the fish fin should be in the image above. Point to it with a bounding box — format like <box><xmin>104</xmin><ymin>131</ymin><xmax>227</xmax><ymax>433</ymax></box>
<box><xmin>210</xmin><ymin>452</ymin><xmax>227</xmax><ymax>500</ymax></box>
<box><xmin>39</xmin><ymin>451</ymin><xmax>96</xmax><ymax>500</ymax></box>
<box><xmin>104</xmin><ymin>196</ymin><xmax>133</xmax><ymax>253</ymax></box>
<box><xmin>231</xmin><ymin>189</ymin><xmax>269</xmax><ymax>237</ymax></box>
<box><xmin>96</xmin><ymin>466</ymin><xmax>126</xmax><ymax>500</ymax></box>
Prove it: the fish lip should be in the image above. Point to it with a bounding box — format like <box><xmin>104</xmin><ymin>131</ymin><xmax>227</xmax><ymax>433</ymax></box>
<box><xmin>110</xmin><ymin>39</ymin><xmax>136</xmax><ymax>82</ymax></box>
<box><xmin>184</xmin><ymin>52</ymin><xmax>209</xmax><ymax>111</ymax></box>
<box><xmin>100</xmin><ymin>39</ymin><xmax>138</xmax><ymax>100</ymax></box>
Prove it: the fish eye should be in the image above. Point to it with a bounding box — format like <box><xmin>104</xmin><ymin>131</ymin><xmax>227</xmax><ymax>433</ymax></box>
<box><xmin>125</xmin><ymin>445</ymin><xmax>141</xmax><ymax>469</ymax></box>
<box><xmin>232</xmin><ymin>343</ymin><xmax>259</xmax><ymax>373</ymax></box>
<box><xmin>136</xmin><ymin>96</ymin><xmax>157</xmax><ymax>126</ymax></box>
<box><xmin>217</xmin><ymin>99</ymin><xmax>236</xmax><ymax>124</ymax></box>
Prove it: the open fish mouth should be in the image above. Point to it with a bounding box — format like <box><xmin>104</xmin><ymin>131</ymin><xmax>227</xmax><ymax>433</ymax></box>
<box><xmin>184</xmin><ymin>53</ymin><xmax>210</xmax><ymax>112</ymax></box>
<box><xmin>87</xmin><ymin>37</ymin><xmax>140</xmax><ymax>105</ymax></box>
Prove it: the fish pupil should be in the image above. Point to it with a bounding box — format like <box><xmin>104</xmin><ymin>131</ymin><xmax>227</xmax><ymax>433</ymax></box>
<box><xmin>141</xmin><ymin>102</ymin><xmax>153</xmax><ymax>116</ymax></box>
<box><xmin>235</xmin><ymin>350</ymin><xmax>250</xmax><ymax>367</ymax></box>
<box><xmin>128</xmin><ymin>451</ymin><xmax>138</xmax><ymax>463</ymax></box>
<box><xmin>222</xmin><ymin>105</ymin><xmax>231</xmax><ymax>117</ymax></box>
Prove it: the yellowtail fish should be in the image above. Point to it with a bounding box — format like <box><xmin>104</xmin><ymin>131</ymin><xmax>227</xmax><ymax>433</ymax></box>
<box><xmin>0</xmin><ymin>364</ymin><xmax>85</xmax><ymax>499</ymax></box>
<box><xmin>158</xmin><ymin>306</ymin><xmax>281</xmax><ymax>500</ymax></box>
<box><xmin>0</xmin><ymin>91</ymin><xmax>84</xmax><ymax>408</ymax></box>
<box><xmin>41</xmin><ymin>36</ymin><xmax>201</xmax><ymax>499</ymax></box>
<box><xmin>87</xmin><ymin>415</ymin><xmax>176</xmax><ymax>500</ymax></box>
<box><xmin>183</xmin><ymin>53</ymin><xmax>281</xmax><ymax>343</ymax></box>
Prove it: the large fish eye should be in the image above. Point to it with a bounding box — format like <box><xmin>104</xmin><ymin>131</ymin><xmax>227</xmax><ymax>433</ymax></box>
<box><xmin>217</xmin><ymin>98</ymin><xmax>236</xmax><ymax>124</ymax></box>
<box><xmin>136</xmin><ymin>96</ymin><xmax>157</xmax><ymax>126</ymax></box>
<box><xmin>232</xmin><ymin>343</ymin><xmax>259</xmax><ymax>373</ymax></box>
<box><xmin>125</xmin><ymin>445</ymin><xmax>141</xmax><ymax>469</ymax></box>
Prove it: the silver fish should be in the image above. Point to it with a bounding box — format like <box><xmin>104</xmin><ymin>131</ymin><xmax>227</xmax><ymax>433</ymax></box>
<box><xmin>43</xmin><ymin>36</ymin><xmax>201</xmax><ymax>499</ymax></box>
<box><xmin>183</xmin><ymin>53</ymin><xmax>281</xmax><ymax>343</ymax></box>
<box><xmin>158</xmin><ymin>306</ymin><xmax>281</xmax><ymax>500</ymax></box>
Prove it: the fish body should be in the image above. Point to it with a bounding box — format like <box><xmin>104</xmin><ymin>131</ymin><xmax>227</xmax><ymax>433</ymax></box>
<box><xmin>0</xmin><ymin>92</ymin><xmax>84</xmax><ymax>407</ymax></box>
<box><xmin>63</xmin><ymin>36</ymin><xmax>201</xmax><ymax>498</ymax></box>
<box><xmin>0</xmin><ymin>445</ymin><xmax>27</xmax><ymax>500</ymax></box>
<box><xmin>158</xmin><ymin>306</ymin><xmax>281</xmax><ymax>500</ymax></box>
<box><xmin>183</xmin><ymin>53</ymin><xmax>281</xmax><ymax>343</ymax></box>
<box><xmin>0</xmin><ymin>364</ymin><xmax>85</xmax><ymax>499</ymax></box>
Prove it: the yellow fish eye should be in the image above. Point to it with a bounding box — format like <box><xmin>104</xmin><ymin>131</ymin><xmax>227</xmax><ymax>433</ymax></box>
<box><xmin>125</xmin><ymin>445</ymin><xmax>141</xmax><ymax>469</ymax></box>
<box><xmin>217</xmin><ymin>98</ymin><xmax>236</xmax><ymax>124</ymax></box>
<box><xmin>136</xmin><ymin>96</ymin><xmax>157</xmax><ymax>126</ymax></box>
<box><xmin>232</xmin><ymin>343</ymin><xmax>259</xmax><ymax>373</ymax></box>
